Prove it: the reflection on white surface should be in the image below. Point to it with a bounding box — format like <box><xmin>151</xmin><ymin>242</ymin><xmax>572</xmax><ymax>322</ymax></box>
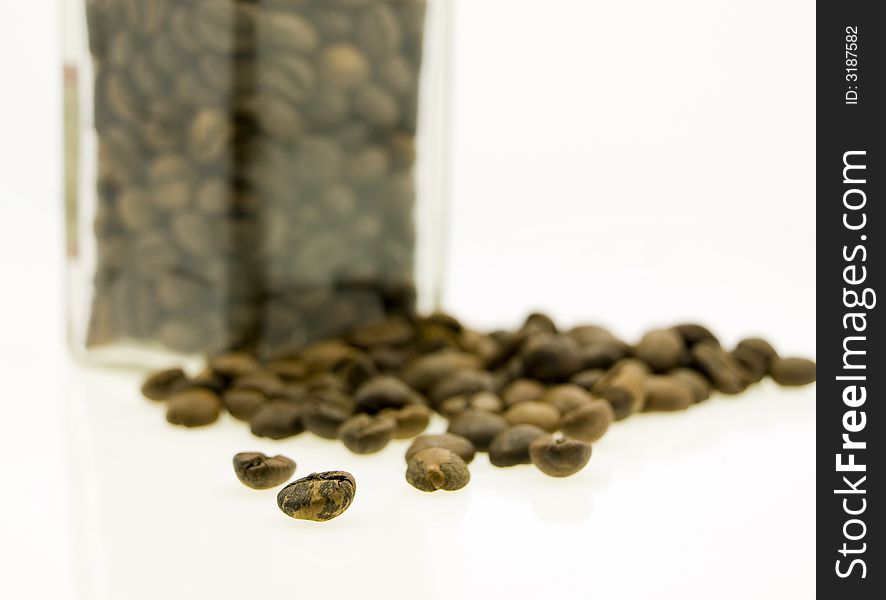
<box><xmin>65</xmin><ymin>366</ymin><xmax>815</xmax><ymax>600</ymax></box>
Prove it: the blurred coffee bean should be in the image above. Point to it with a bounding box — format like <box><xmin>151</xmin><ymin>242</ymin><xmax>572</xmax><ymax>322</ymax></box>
<box><xmin>643</xmin><ymin>376</ymin><xmax>694</xmax><ymax>412</ymax></box>
<box><xmin>672</xmin><ymin>323</ymin><xmax>719</xmax><ymax>346</ymax></box>
<box><xmin>503</xmin><ymin>401</ymin><xmax>560</xmax><ymax>432</ymax></box>
<box><xmin>769</xmin><ymin>357</ymin><xmax>816</xmax><ymax>386</ymax></box>
<box><xmin>634</xmin><ymin>329</ymin><xmax>686</xmax><ymax>372</ymax></box>
<box><xmin>488</xmin><ymin>424</ymin><xmax>547</xmax><ymax>467</ymax></box>
<box><xmin>166</xmin><ymin>389</ymin><xmax>222</xmax><ymax>427</ymax></box>
<box><xmin>542</xmin><ymin>384</ymin><xmax>593</xmax><ymax>414</ymax></box>
<box><xmin>447</xmin><ymin>409</ymin><xmax>508</xmax><ymax>452</ymax></box>
<box><xmin>339</xmin><ymin>413</ymin><xmax>397</xmax><ymax>454</ymax></box>
<box><xmin>669</xmin><ymin>367</ymin><xmax>712</xmax><ymax>403</ymax></box>
<box><xmin>378</xmin><ymin>404</ymin><xmax>431</xmax><ymax>439</ymax></box>
<box><xmin>250</xmin><ymin>401</ymin><xmax>304</xmax><ymax>439</ymax></box>
<box><xmin>521</xmin><ymin>334</ymin><xmax>583</xmax><ymax>383</ymax></box>
<box><xmin>141</xmin><ymin>368</ymin><xmax>187</xmax><ymax>401</ymax></box>
<box><xmin>560</xmin><ymin>400</ymin><xmax>613</xmax><ymax>443</ymax></box>
<box><xmin>691</xmin><ymin>341</ymin><xmax>748</xmax><ymax>395</ymax></box>
<box><xmin>354</xmin><ymin>375</ymin><xmax>423</xmax><ymax>413</ymax></box>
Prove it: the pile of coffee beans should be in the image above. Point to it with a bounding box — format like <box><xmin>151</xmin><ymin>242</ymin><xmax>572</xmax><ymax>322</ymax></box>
<box><xmin>143</xmin><ymin>312</ymin><xmax>817</xmax><ymax>506</ymax></box>
<box><xmin>85</xmin><ymin>0</ymin><xmax>427</xmax><ymax>355</ymax></box>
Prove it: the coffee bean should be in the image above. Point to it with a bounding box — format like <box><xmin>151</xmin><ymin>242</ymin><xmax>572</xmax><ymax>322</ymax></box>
<box><xmin>634</xmin><ymin>329</ymin><xmax>686</xmax><ymax>372</ymax></box>
<box><xmin>301</xmin><ymin>390</ymin><xmax>355</xmax><ymax>439</ymax></box>
<box><xmin>260</xmin><ymin>11</ymin><xmax>319</xmax><ymax>53</ymax></box>
<box><xmin>731</xmin><ymin>345</ymin><xmax>768</xmax><ymax>384</ymax></box>
<box><xmin>769</xmin><ymin>357</ymin><xmax>816</xmax><ymax>386</ymax></box>
<box><xmin>500</xmin><ymin>378</ymin><xmax>545</xmax><ymax>408</ymax></box>
<box><xmin>406</xmin><ymin>448</ymin><xmax>470</xmax><ymax>492</ymax></box>
<box><xmin>379</xmin><ymin>404</ymin><xmax>432</xmax><ymax>439</ymax></box>
<box><xmin>399</xmin><ymin>350</ymin><xmax>482</xmax><ymax>392</ymax></box>
<box><xmin>250</xmin><ymin>401</ymin><xmax>304</xmax><ymax>439</ymax></box>
<box><xmin>503</xmin><ymin>401</ymin><xmax>560</xmax><ymax>432</ymax></box>
<box><xmin>529</xmin><ymin>435</ymin><xmax>593</xmax><ymax>478</ymax></box>
<box><xmin>264</xmin><ymin>358</ymin><xmax>309</xmax><ymax>381</ymax></box>
<box><xmin>578</xmin><ymin>339</ymin><xmax>630</xmax><ymax>370</ymax></box>
<box><xmin>542</xmin><ymin>384</ymin><xmax>593</xmax><ymax>414</ymax></box>
<box><xmin>354</xmin><ymin>375</ymin><xmax>423</xmax><ymax>413</ymax></box>
<box><xmin>209</xmin><ymin>352</ymin><xmax>261</xmax><ymax>378</ymax></box>
<box><xmin>569</xmin><ymin>369</ymin><xmax>607</xmax><ymax>392</ymax></box>
<box><xmin>488</xmin><ymin>424</ymin><xmax>547</xmax><ymax>467</ymax></box>
<box><xmin>406</xmin><ymin>433</ymin><xmax>476</xmax><ymax>465</ymax></box>
<box><xmin>691</xmin><ymin>341</ymin><xmax>748</xmax><ymax>395</ymax></box>
<box><xmin>429</xmin><ymin>368</ymin><xmax>495</xmax><ymax>404</ymax></box>
<box><xmin>643</xmin><ymin>376</ymin><xmax>694</xmax><ymax>412</ymax></box>
<box><xmin>223</xmin><ymin>388</ymin><xmax>267</xmax><ymax>421</ymax></box>
<box><xmin>189</xmin><ymin>108</ymin><xmax>231</xmax><ymax>163</ymax></box>
<box><xmin>277</xmin><ymin>471</ymin><xmax>356</xmax><ymax>522</ymax></box>
<box><xmin>736</xmin><ymin>337</ymin><xmax>778</xmax><ymax>362</ymax></box>
<box><xmin>521</xmin><ymin>334</ymin><xmax>583</xmax><ymax>382</ymax></box>
<box><xmin>521</xmin><ymin>312</ymin><xmax>558</xmax><ymax>336</ymax></box>
<box><xmin>349</xmin><ymin>316</ymin><xmax>414</xmax><ymax>348</ymax></box>
<box><xmin>357</xmin><ymin>4</ymin><xmax>402</xmax><ymax>58</ymax></box>
<box><xmin>438</xmin><ymin>391</ymin><xmax>503</xmax><ymax>418</ymax></box>
<box><xmin>560</xmin><ymin>401</ymin><xmax>614</xmax><ymax>443</ymax></box>
<box><xmin>669</xmin><ymin>368</ymin><xmax>712</xmax><ymax>403</ymax></box>
<box><xmin>593</xmin><ymin>360</ymin><xmax>648</xmax><ymax>420</ymax></box>
<box><xmin>447</xmin><ymin>409</ymin><xmax>508</xmax><ymax>452</ymax></box>
<box><xmin>141</xmin><ymin>368</ymin><xmax>187</xmax><ymax>401</ymax></box>
<box><xmin>339</xmin><ymin>413</ymin><xmax>397</xmax><ymax>454</ymax></box>
<box><xmin>233</xmin><ymin>452</ymin><xmax>296</xmax><ymax>490</ymax></box>
<box><xmin>672</xmin><ymin>323</ymin><xmax>719</xmax><ymax>346</ymax></box>
<box><xmin>166</xmin><ymin>389</ymin><xmax>222</xmax><ymax>427</ymax></box>
<box><xmin>231</xmin><ymin>372</ymin><xmax>286</xmax><ymax>398</ymax></box>
<box><xmin>320</xmin><ymin>44</ymin><xmax>370</xmax><ymax>90</ymax></box>
<box><xmin>175</xmin><ymin>368</ymin><xmax>228</xmax><ymax>395</ymax></box>
<box><xmin>354</xmin><ymin>85</ymin><xmax>400</xmax><ymax>127</ymax></box>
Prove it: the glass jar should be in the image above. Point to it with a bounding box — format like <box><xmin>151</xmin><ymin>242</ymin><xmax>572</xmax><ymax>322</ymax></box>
<box><xmin>63</xmin><ymin>0</ymin><xmax>452</xmax><ymax>365</ymax></box>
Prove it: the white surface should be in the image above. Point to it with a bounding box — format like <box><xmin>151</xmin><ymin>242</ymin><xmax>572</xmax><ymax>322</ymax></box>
<box><xmin>0</xmin><ymin>1</ymin><xmax>815</xmax><ymax>599</ymax></box>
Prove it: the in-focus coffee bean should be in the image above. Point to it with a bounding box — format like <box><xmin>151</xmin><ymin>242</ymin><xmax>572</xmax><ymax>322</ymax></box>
<box><xmin>277</xmin><ymin>471</ymin><xmax>356</xmax><ymax>522</ymax></box>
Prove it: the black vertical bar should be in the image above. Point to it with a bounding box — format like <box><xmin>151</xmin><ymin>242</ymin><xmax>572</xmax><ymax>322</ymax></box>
<box><xmin>817</xmin><ymin>1</ymin><xmax>883</xmax><ymax>596</ymax></box>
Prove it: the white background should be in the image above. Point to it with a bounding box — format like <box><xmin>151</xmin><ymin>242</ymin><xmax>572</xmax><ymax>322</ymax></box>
<box><xmin>0</xmin><ymin>1</ymin><xmax>815</xmax><ymax>599</ymax></box>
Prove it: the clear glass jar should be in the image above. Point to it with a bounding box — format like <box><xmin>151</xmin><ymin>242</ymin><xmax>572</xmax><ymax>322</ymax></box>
<box><xmin>63</xmin><ymin>0</ymin><xmax>452</xmax><ymax>365</ymax></box>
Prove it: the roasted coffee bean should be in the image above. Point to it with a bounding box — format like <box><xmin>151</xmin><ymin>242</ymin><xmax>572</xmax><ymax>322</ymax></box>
<box><xmin>209</xmin><ymin>352</ymin><xmax>261</xmax><ymax>378</ymax></box>
<box><xmin>529</xmin><ymin>435</ymin><xmax>593</xmax><ymax>478</ymax></box>
<box><xmin>399</xmin><ymin>350</ymin><xmax>482</xmax><ymax>392</ymax></box>
<box><xmin>731</xmin><ymin>346</ymin><xmax>768</xmax><ymax>384</ymax></box>
<box><xmin>333</xmin><ymin>352</ymin><xmax>378</xmax><ymax>391</ymax></box>
<box><xmin>368</xmin><ymin>346</ymin><xmax>409</xmax><ymax>371</ymax></box>
<box><xmin>500</xmin><ymin>378</ymin><xmax>545</xmax><ymax>408</ymax></box>
<box><xmin>264</xmin><ymin>358</ymin><xmax>309</xmax><ymax>382</ymax></box>
<box><xmin>438</xmin><ymin>391</ymin><xmax>503</xmax><ymax>418</ymax></box>
<box><xmin>691</xmin><ymin>341</ymin><xmax>748</xmax><ymax>395</ymax></box>
<box><xmin>593</xmin><ymin>360</ymin><xmax>648</xmax><ymax>420</ymax></box>
<box><xmin>349</xmin><ymin>316</ymin><xmax>414</xmax><ymax>348</ymax></box>
<box><xmin>141</xmin><ymin>368</ymin><xmax>187</xmax><ymax>401</ymax></box>
<box><xmin>339</xmin><ymin>413</ymin><xmax>397</xmax><ymax>454</ymax></box>
<box><xmin>277</xmin><ymin>471</ymin><xmax>356</xmax><ymax>522</ymax></box>
<box><xmin>568</xmin><ymin>325</ymin><xmax>617</xmax><ymax>346</ymax></box>
<box><xmin>542</xmin><ymin>384</ymin><xmax>593</xmax><ymax>414</ymax></box>
<box><xmin>259</xmin><ymin>11</ymin><xmax>319</xmax><ymax>54</ymax></box>
<box><xmin>354</xmin><ymin>375</ymin><xmax>423</xmax><ymax>413</ymax></box>
<box><xmin>301</xmin><ymin>391</ymin><xmax>355</xmax><ymax>440</ymax></box>
<box><xmin>669</xmin><ymin>368</ymin><xmax>712</xmax><ymax>403</ymax></box>
<box><xmin>357</xmin><ymin>3</ymin><xmax>402</xmax><ymax>58</ymax></box>
<box><xmin>233</xmin><ymin>452</ymin><xmax>296</xmax><ymax>490</ymax></box>
<box><xmin>378</xmin><ymin>404</ymin><xmax>431</xmax><ymax>439</ymax></box>
<box><xmin>406</xmin><ymin>433</ymin><xmax>476</xmax><ymax>464</ymax></box>
<box><xmin>634</xmin><ymin>329</ymin><xmax>686</xmax><ymax>372</ymax></box>
<box><xmin>406</xmin><ymin>448</ymin><xmax>470</xmax><ymax>492</ymax></box>
<box><xmin>250</xmin><ymin>401</ymin><xmax>304</xmax><ymax>440</ymax></box>
<box><xmin>166</xmin><ymin>389</ymin><xmax>222</xmax><ymax>428</ymax></box>
<box><xmin>521</xmin><ymin>334</ymin><xmax>583</xmax><ymax>382</ymax></box>
<box><xmin>579</xmin><ymin>339</ymin><xmax>630</xmax><ymax>370</ymax></box>
<box><xmin>560</xmin><ymin>401</ymin><xmax>613</xmax><ymax>443</ymax></box>
<box><xmin>320</xmin><ymin>44</ymin><xmax>370</xmax><ymax>90</ymax></box>
<box><xmin>643</xmin><ymin>376</ymin><xmax>694</xmax><ymax>412</ymax></box>
<box><xmin>174</xmin><ymin>369</ymin><xmax>228</xmax><ymax>395</ymax></box>
<box><xmin>231</xmin><ymin>371</ymin><xmax>285</xmax><ymax>398</ymax></box>
<box><xmin>300</xmin><ymin>340</ymin><xmax>357</xmax><ymax>374</ymax></box>
<box><xmin>447</xmin><ymin>409</ymin><xmax>508</xmax><ymax>452</ymax></box>
<box><xmin>488</xmin><ymin>424</ymin><xmax>547</xmax><ymax>467</ymax></box>
<box><xmin>569</xmin><ymin>369</ymin><xmax>606</xmax><ymax>392</ymax></box>
<box><xmin>429</xmin><ymin>368</ymin><xmax>496</xmax><ymax>404</ymax></box>
<box><xmin>223</xmin><ymin>388</ymin><xmax>267</xmax><ymax>421</ymax></box>
<box><xmin>672</xmin><ymin>323</ymin><xmax>719</xmax><ymax>346</ymax></box>
<box><xmin>503</xmin><ymin>401</ymin><xmax>560</xmax><ymax>432</ymax></box>
<box><xmin>521</xmin><ymin>312</ymin><xmax>558</xmax><ymax>335</ymax></box>
<box><xmin>769</xmin><ymin>357</ymin><xmax>816</xmax><ymax>386</ymax></box>
<box><xmin>736</xmin><ymin>337</ymin><xmax>778</xmax><ymax>363</ymax></box>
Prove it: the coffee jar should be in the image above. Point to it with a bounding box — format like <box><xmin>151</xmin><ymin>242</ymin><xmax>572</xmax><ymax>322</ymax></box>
<box><xmin>63</xmin><ymin>0</ymin><xmax>452</xmax><ymax>365</ymax></box>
